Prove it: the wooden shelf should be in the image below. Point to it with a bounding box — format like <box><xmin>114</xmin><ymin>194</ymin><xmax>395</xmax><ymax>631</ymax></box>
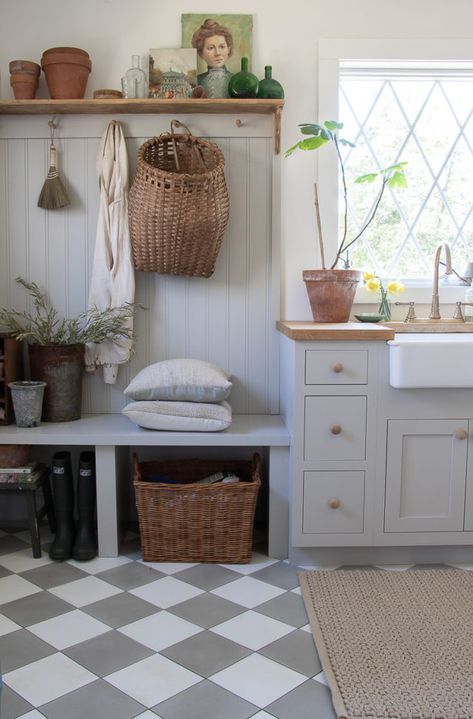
<box><xmin>0</xmin><ymin>98</ymin><xmax>284</xmax><ymax>153</ymax></box>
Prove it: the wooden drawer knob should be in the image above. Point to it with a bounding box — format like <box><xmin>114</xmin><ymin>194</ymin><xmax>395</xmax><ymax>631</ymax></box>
<box><xmin>328</xmin><ymin>498</ymin><xmax>341</xmax><ymax>509</ymax></box>
<box><xmin>455</xmin><ymin>428</ymin><xmax>468</xmax><ymax>440</ymax></box>
<box><xmin>330</xmin><ymin>424</ymin><xmax>342</xmax><ymax>435</ymax></box>
<box><xmin>332</xmin><ymin>362</ymin><xmax>344</xmax><ymax>373</ymax></box>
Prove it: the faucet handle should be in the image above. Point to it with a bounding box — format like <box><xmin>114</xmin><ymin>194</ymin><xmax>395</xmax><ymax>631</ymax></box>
<box><xmin>394</xmin><ymin>301</ymin><xmax>416</xmax><ymax>322</ymax></box>
<box><xmin>453</xmin><ymin>301</ymin><xmax>465</xmax><ymax>321</ymax></box>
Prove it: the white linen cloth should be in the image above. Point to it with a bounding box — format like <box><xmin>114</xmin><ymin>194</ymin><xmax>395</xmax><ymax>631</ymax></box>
<box><xmin>85</xmin><ymin>120</ymin><xmax>135</xmax><ymax>384</ymax></box>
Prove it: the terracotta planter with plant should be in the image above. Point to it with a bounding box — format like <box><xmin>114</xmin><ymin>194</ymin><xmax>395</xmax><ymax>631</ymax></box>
<box><xmin>286</xmin><ymin>121</ymin><xmax>407</xmax><ymax>322</ymax></box>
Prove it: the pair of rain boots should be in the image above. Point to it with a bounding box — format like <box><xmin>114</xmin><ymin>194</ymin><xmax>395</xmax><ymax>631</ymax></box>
<box><xmin>49</xmin><ymin>450</ymin><xmax>97</xmax><ymax>561</ymax></box>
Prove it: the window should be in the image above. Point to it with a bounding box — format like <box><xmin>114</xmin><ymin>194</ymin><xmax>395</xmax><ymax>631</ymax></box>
<box><xmin>318</xmin><ymin>40</ymin><xmax>473</xmax><ymax>292</ymax></box>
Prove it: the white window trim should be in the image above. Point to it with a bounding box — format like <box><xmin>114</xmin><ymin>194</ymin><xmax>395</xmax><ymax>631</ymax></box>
<box><xmin>318</xmin><ymin>39</ymin><xmax>473</xmax><ymax>305</ymax></box>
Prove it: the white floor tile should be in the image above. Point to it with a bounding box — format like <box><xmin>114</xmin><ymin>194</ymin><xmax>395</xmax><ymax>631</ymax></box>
<box><xmin>67</xmin><ymin>555</ymin><xmax>132</xmax><ymax>574</ymax></box>
<box><xmin>0</xmin><ymin>612</ymin><xmax>21</xmax><ymax>636</ymax></box>
<box><xmin>446</xmin><ymin>562</ymin><xmax>473</xmax><ymax>571</ymax></box>
<box><xmin>250</xmin><ymin>713</ymin><xmax>280</xmax><ymax>719</ymax></box>
<box><xmin>4</xmin><ymin>652</ymin><xmax>95</xmax><ymax>706</ymax></box>
<box><xmin>210</xmin><ymin>653</ymin><xmax>306</xmax><ymax>707</ymax></box>
<box><xmin>28</xmin><ymin>609</ymin><xmax>110</xmax><ymax>649</ymax></box>
<box><xmin>136</xmin><ymin>560</ymin><xmax>197</xmax><ymax>574</ymax></box>
<box><xmin>374</xmin><ymin>564</ymin><xmax>414</xmax><ymax>571</ymax></box>
<box><xmin>119</xmin><ymin>610</ymin><xmax>202</xmax><ymax>652</ymax></box>
<box><xmin>211</xmin><ymin>576</ymin><xmax>285</xmax><ymax>608</ymax></box>
<box><xmin>48</xmin><ymin>575</ymin><xmax>122</xmax><ymax>606</ymax></box>
<box><xmin>0</xmin><ymin>575</ymin><xmax>42</xmax><ymax>605</ymax></box>
<box><xmin>219</xmin><ymin>552</ymin><xmax>278</xmax><ymax>575</ymax></box>
<box><xmin>314</xmin><ymin>671</ymin><xmax>329</xmax><ymax>686</ymax></box>
<box><xmin>291</xmin><ymin>586</ymin><xmax>302</xmax><ymax>595</ymax></box>
<box><xmin>211</xmin><ymin>610</ymin><xmax>293</xmax><ymax>650</ymax></box>
<box><xmin>15</xmin><ymin>712</ymin><xmax>46</xmax><ymax>719</ymax></box>
<box><xmin>15</xmin><ymin>528</ymin><xmax>54</xmax><ymax>545</ymax></box>
<box><xmin>0</xmin><ymin>548</ymin><xmax>53</xmax><ymax>573</ymax></box>
<box><xmin>105</xmin><ymin>654</ymin><xmax>201</xmax><ymax>707</ymax></box>
<box><xmin>132</xmin><ymin>713</ymin><xmax>163</xmax><ymax>719</ymax></box>
<box><xmin>301</xmin><ymin>623</ymin><xmax>312</xmax><ymax>633</ymax></box>
<box><xmin>129</xmin><ymin>576</ymin><xmax>204</xmax><ymax>608</ymax></box>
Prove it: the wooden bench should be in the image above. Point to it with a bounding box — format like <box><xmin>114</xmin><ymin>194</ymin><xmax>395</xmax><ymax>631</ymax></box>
<box><xmin>0</xmin><ymin>414</ymin><xmax>291</xmax><ymax>559</ymax></box>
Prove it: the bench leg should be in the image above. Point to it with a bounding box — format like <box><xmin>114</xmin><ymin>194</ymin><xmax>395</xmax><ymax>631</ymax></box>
<box><xmin>26</xmin><ymin>492</ymin><xmax>41</xmax><ymax>558</ymax></box>
<box><xmin>42</xmin><ymin>473</ymin><xmax>57</xmax><ymax>533</ymax></box>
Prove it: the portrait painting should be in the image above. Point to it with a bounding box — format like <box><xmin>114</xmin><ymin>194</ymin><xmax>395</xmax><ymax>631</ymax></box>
<box><xmin>181</xmin><ymin>14</ymin><xmax>253</xmax><ymax>98</ymax></box>
<box><xmin>149</xmin><ymin>48</ymin><xmax>197</xmax><ymax>98</ymax></box>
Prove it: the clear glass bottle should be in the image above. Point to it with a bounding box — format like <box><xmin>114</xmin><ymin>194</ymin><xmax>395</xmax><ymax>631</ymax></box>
<box><xmin>121</xmin><ymin>55</ymin><xmax>147</xmax><ymax>99</ymax></box>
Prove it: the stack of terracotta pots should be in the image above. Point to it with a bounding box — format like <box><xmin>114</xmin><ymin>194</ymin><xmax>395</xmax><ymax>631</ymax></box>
<box><xmin>9</xmin><ymin>60</ymin><xmax>41</xmax><ymax>99</ymax></box>
<box><xmin>41</xmin><ymin>47</ymin><xmax>91</xmax><ymax>99</ymax></box>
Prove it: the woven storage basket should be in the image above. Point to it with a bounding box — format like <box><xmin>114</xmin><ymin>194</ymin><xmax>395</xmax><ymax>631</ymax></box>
<box><xmin>128</xmin><ymin>119</ymin><xmax>229</xmax><ymax>277</ymax></box>
<box><xmin>133</xmin><ymin>453</ymin><xmax>261</xmax><ymax>563</ymax></box>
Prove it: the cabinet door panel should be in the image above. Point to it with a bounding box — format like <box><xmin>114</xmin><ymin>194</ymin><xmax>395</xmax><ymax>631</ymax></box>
<box><xmin>385</xmin><ymin>419</ymin><xmax>467</xmax><ymax>533</ymax></box>
<box><xmin>303</xmin><ymin>471</ymin><xmax>365</xmax><ymax>533</ymax></box>
<box><xmin>304</xmin><ymin>396</ymin><xmax>367</xmax><ymax>461</ymax></box>
<box><xmin>305</xmin><ymin>350</ymin><xmax>368</xmax><ymax>385</ymax></box>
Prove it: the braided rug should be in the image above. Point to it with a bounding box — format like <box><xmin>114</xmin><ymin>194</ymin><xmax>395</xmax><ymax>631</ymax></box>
<box><xmin>300</xmin><ymin>569</ymin><xmax>473</xmax><ymax>719</ymax></box>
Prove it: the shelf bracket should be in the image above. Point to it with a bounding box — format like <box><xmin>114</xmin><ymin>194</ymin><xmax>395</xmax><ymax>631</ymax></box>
<box><xmin>274</xmin><ymin>106</ymin><xmax>282</xmax><ymax>155</ymax></box>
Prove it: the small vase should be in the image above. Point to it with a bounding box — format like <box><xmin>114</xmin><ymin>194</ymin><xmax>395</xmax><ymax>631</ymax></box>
<box><xmin>121</xmin><ymin>55</ymin><xmax>147</xmax><ymax>99</ymax></box>
<box><xmin>228</xmin><ymin>57</ymin><xmax>259</xmax><ymax>99</ymax></box>
<box><xmin>258</xmin><ymin>65</ymin><xmax>284</xmax><ymax>99</ymax></box>
<box><xmin>378</xmin><ymin>291</ymin><xmax>391</xmax><ymax>320</ymax></box>
<box><xmin>8</xmin><ymin>381</ymin><xmax>46</xmax><ymax>428</ymax></box>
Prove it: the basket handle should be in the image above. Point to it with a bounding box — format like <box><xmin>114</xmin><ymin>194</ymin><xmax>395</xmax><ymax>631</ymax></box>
<box><xmin>132</xmin><ymin>453</ymin><xmax>140</xmax><ymax>483</ymax></box>
<box><xmin>169</xmin><ymin>119</ymin><xmax>207</xmax><ymax>172</ymax></box>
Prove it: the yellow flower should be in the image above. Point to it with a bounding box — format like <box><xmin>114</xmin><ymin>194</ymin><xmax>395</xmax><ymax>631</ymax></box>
<box><xmin>365</xmin><ymin>277</ymin><xmax>381</xmax><ymax>292</ymax></box>
<box><xmin>363</xmin><ymin>271</ymin><xmax>375</xmax><ymax>281</ymax></box>
<box><xmin>386</xmin><ymin>280</ymin><xmax>405</xmax><ymax>295</ymax></box>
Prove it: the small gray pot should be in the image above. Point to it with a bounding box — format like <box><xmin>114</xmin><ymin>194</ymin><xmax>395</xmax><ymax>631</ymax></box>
<box><xmin>8</xmin><ymin>381</ymin><xmax>47</xmax><ymax>428</ymax></box>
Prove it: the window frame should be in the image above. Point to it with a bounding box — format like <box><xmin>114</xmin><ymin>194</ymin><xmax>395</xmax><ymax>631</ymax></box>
<box><xmin>318</xmin><ymin>39</ymin><xmax>473</xmax><ymax>305</ymax></box>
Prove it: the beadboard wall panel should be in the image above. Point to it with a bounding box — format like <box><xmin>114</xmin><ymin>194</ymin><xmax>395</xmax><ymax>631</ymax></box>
<box><xmin>0</xmin><ymin>114</ymin><xmax>279</xmax><ymax>415</ymax></box>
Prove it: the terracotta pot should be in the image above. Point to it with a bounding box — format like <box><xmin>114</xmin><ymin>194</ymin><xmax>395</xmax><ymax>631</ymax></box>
<box><xmin>10</xmin><ymin>74</ymin><xmax>38</xmax><ymax>99</ymax></box>
<box><xmin>0</xmin><ymin>444</ymin><xmax>30</xmax><ymax>468</ymax></box>
<box><xmin>28</xmin><ymin>343</ymin><xmax>85</xmax><ymax>422</ymax></box>
<box><xmin>9</xmin><ymin>60</ymin><xmax>41</xmax><ymax>77</ymax></box>
<box><xmin>303</xmin><ymin>268</ymin><xmax>362</xmax><ymax>322</ymax></box>
<box><xmin>41</xmin><ymin>47</ymin><xmax>91</xmax><ymax>99</ymax></box>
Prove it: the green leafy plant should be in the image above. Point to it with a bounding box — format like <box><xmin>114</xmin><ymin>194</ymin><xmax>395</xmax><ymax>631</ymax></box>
<box><xmin>0</xmin><ymin>277</ymin><xmax>141</xmax><ymax>346</ymax></box>
<box><xmin>285</xmin><ymin>120</ymin><xmax>407</xmax><ymax>270</ymax></box>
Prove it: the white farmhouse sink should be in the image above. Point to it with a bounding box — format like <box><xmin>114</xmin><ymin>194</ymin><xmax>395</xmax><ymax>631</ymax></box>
<box><xmin>388</xmin><ymin>333</ymin><xmax>473</xmax><ymax>388</ymax></box>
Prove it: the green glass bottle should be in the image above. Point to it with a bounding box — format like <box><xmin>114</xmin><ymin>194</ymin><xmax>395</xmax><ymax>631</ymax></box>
<box><xmin>228</xmin><ymin>57</ymin><xmax>259</xmax><ymax>98</ymax></box>
<box><xmin>258</xmin><ymin>65</ymin><xmax>284</xmax><ymax>99</ymax></box>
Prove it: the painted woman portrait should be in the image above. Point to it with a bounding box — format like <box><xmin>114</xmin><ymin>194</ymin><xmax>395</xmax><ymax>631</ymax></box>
<box><xmin>182</xmin><ymin>14</ymin><xmax>253</xmax><ymax>99</ymax></box>
<box><xmin>191</xmin><ymin>19</ymin><xmax>234</xmax><ymax>98</ymax></box>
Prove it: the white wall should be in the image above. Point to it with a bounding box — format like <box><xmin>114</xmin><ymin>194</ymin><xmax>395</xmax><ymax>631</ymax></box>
<box><xmin>1</xmin><ymin>0</ymin><xmax>472</xmax><ymax>320</ymax></box>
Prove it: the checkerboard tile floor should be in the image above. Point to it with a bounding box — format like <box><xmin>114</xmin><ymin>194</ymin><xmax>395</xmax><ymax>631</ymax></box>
<box><xmin>0</xmin><ymin>527</ymin><xmax>469</xmax><ymax>719</ymax></box>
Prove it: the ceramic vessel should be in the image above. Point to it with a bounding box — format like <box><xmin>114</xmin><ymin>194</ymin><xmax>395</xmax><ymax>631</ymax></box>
<box><xmin>41</xmin><ymin>47</ymin><xmax>91</xmax><ymax>99</ymax></box>
<box><xmin>0</xmin><ymin>444</ymin><xmax>30</xmax><ymax>467</ymax></box>
<box><xmin>303</xmin><ymin>268</ymin><xmax>362</xmax><ymax>322</ymax></box>
<box><xmin>9</xmin><ymin>60</ymin><xmax>41</xmax><ymax>77</ymax></box>
<box><xmin>10</xmin><ymin>73</ymin><xmax>38</xmax><ymax>99</ymax></box>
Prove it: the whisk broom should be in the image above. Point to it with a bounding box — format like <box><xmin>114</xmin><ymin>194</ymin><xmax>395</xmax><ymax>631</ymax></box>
<box><xmin>37</xmin><ymin>119</ymin><xmax>70</xmax><ymax>210</ymax></box>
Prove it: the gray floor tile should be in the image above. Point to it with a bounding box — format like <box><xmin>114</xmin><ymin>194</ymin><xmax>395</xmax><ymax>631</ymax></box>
<box><xmin>255</xmin><ymin>592</ymin><xmax>308</xmax><ymax>628</ymax></box>
<box><xmin>20</xmin><ymin>562</ymin><xmax>89</xmax><ymax>589</ymax></box>
<box><xmin>96</xmin><ymin>562</ymin><xmax>164</xmax><ymax>590</ymax></box>
<box><xmin>173</xmin><ymin>564</ymin><xmax>241</xmax><ymax>590</ymax></box>
<box><xmin>154</xmin><ymin>679</ymin><xmax>257</xmax><ymax>719</ymax></box>
<box><xmin>258</xmin><ymin>630</ymin><xmax>321</xmax><ymax>677</ymax></box>
<box><xmin>336</xmin><ymin>565</ymin><xmax>380</xmax><ymax>571</ymax></box>
<box><xmin>82</xmin><ymin>591</ymin><xmax>159</xmax><ymax>628</ymax></box>
<box><xmin>64</xmin><ymin>629</ymin><xmax>154</xmax><ymax>676</ymax></box>
<box><xmin>0</xmin><ymin>565</ymin><xmax>13</xmax><ymax>579</ymax></box>
<box><xmin>39</xmin><ymin>678</ymin><xmax>145</xmax><ymax>719</ymax></box>
<box><xmin>0</xmin><ymin>629</ymin><xmax>56</xmax><ymax>672</ymax></box>
<box><xmin>0</xmin><ymin>684</ymin><xmax>34</xmax><ymax>719</ymax></box>
<box><xmin>161</xmin><ymin>631</ymin><xmax>251</xmax><ymax>677</ymax></box>
<box><xmin>0</xmin><ymin>535</ymin><xmax>30</xmax><ymax>556</ymax></box>
<box><xmin>1</xmin><ymin>591</ymin><xmax>73</xmax><ymax>626</ymax></box>
<box><xmin>168</xmin><ymin>592</ymin><xmax>245</xmax><ymax>628</ymax></box>
<box><xmin>266</xmin><ymin>679</ymin><xmax>336</xmax><ymax>719</ymax></box>
<box><xmin>250</xmin><ymin>562</ymin><xmax>300</xmax><ymax>590</ymax></box>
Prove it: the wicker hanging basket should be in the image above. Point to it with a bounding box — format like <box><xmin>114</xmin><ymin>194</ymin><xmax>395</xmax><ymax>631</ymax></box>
<box><xmin>128</xmin><ymin>120</ymin><xmax>230</xmax><ymax>277</ymax></box>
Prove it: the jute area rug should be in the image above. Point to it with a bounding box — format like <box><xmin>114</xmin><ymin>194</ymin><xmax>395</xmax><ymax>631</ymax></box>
<box><xmin>300</xmin><ymin>569</ymin><xmax>473</xmax><ymax>719</ymax></box>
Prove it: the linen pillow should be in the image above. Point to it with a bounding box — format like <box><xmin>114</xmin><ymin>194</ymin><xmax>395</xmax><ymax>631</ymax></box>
<box><xmin>122</xmin><ymin>399</ymin><xmax>232</xmax><ymax>432</ymax></box>
<box><xmin>124</xmin><ymin>358</ymin><xmax>232</xmax><ymax>403</ymax></box>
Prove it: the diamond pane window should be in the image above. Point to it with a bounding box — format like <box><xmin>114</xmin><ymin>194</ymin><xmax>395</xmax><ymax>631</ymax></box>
<box><xmin>339</xmin><ymin>62</ymin><xmax>473</xmax><ymax>279</ymax></box>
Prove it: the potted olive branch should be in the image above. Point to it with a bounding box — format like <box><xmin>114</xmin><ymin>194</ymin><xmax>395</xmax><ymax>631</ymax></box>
<box><xmin>286</xmin><ymin>120</ymin><xmax>407</xmax><ymax>321</ymax></box>
<box><xmin>0</xmin><ymin>277</ymin><xmax>141</xmax><ymax>422</ymax></box>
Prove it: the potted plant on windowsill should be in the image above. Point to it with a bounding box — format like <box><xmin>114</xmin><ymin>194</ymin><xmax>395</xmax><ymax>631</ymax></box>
<box><xmin>285</xmin><ymin>120</ymin><xmax>407</xmax><ymax>322</ymax></box>
<box><xmin>0</xmin><ymin>277</ymin><xmax>138</xmax><ymax>422</ymax></box>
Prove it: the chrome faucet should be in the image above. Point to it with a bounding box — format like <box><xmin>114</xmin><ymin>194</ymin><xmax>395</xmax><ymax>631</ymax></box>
<box><xmin>429</xmin><ymin>243</ymin><xmax>452</xmax><ymax>319</ymax></box>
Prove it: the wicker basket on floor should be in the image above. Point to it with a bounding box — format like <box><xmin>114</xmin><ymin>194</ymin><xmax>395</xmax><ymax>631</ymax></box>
<box><xmin>128</xmin><ymin>119</ymin><xmax>229</xmax><ymax>278</ymax></box>
<box><xmin>133</xmin><ymin>453</ymin><xmax>261</xmax><ymax>563</ymax></box>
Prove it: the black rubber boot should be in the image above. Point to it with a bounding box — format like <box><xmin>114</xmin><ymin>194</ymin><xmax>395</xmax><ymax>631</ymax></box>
<box><xmin>72</xmin><ymin>451</ymin><xmax>97</xmax><ymax>561</ymax></box>
<box><xmin>49</xmin><ymin>451</ymin><xmax>75</xmax><ymax>561</ymax></box>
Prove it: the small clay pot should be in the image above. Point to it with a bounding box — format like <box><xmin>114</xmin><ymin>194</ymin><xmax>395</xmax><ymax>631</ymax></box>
<box><xmin>9</xmin><ymin>60</ymin><xmax>41</xmax><ymax>77</ymax></box>
<box><xmin>0</xmin><ymin>444</ymin><xmax>30</xmax><ymax>468</ymax></box>
<box><xmin>10</xmin><ymin>73</ymin><xmax>38</xmax><ymax>99</ymax></box>
<box><xmin>41</xmin><ymin>47</ymin><xmax>91</xmax><ymax>99</ymax></box>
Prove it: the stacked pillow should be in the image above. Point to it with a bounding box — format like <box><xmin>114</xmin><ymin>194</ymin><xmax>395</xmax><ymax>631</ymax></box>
<box><xmin>122</xmin><ymin>358</ymin><xmax>232</xmax><ymax>432</ymax></box>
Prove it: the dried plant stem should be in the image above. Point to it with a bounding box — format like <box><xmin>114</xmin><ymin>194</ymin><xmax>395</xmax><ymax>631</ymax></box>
<box><xmin>313</xmin><ymin>183</ymin><xmax>326</xmax><ymax>270</ymax></box>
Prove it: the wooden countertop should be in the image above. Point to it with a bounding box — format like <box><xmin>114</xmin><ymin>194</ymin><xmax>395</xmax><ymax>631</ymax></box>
<box><xmin>276</xmin><ymin>320</ymin><xmax>395</xmax><ymax>341</ymax></box>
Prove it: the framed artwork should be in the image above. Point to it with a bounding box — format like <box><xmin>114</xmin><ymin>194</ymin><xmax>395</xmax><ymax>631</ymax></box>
<box><xmin>149</xmin><ymin>48</ymin><xmax>197</xmax><ymax>98</ymax></box>
<box><xmin>181</xmin><ymin>14</ymin><xmax>253</xmax><ymax>98</ymax></box>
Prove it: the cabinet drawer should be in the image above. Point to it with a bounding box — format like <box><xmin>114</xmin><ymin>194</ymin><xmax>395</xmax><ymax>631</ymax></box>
<box><xmin>304</xmin><ymin>396</ymin><xmax>367</xmax><ymax>461</ymax></box>
<box><xmin>305</xmin><ymin>350</ymin><xmax>368</xmax><ymax>385</ymax></box>
<box><xmin>302</xmin><ymin>471</ymin><xmax>365</xmax><ymax>533</ymax></box>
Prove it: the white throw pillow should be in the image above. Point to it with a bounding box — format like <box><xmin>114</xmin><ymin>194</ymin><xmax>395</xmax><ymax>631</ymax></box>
<box><xmin>124</xmin><ymin>359</ymin><xmax>232</xmax><ymax>403</ymax></box>
<box><xmin>122</xmin><ymin>400</ymin><xmax>232</xmax><ymax>432</ymax></box>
